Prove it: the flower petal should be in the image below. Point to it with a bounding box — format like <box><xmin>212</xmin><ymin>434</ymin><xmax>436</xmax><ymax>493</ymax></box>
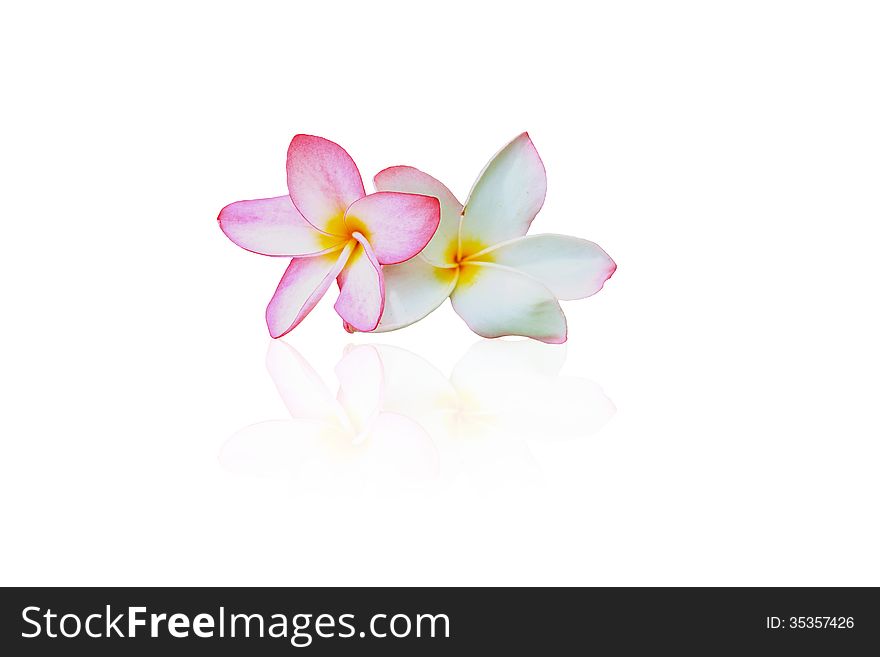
<box><xmin>471</xmin><ymin>234</ymin><xmax>616</xmax><ymax>300</ymax></box>
<box><xmin>334</xmin><ymin>235</ymin><xmax>385</xmax><ymax>332</ymax></box>
<box><xmin>451</xmin><ymin>340</ymin><xmax>616</xmax><ymax>441</ymax></box>
<box><xmin>459</xmin><ymin>133</ymin><xmax>547</xmax><ymax>256</ymax></box>
<box><xmin>374</xmin><ymin>256</ymin><xmax>458</xmax><ymax>332</ymax></box>
<box><xmin>343</xmin><ymin>191</ymin><xmax>440</xmax><ymax>265</ymax></box>
<box><xmin>219</xmin><ymin>420</ymin><xmax>325</xmax><ymax>478</ymax></box>
<box><xmin>265</xmin><ymin>242</ymin><xmax>354</xmax><ymax>338</ymax></box>
<box><xmin>218</xmin><ymin>196</ymin><xmax>348</xmax><ymax>256</ymax></box>
<box><xmin>360</xmin><ymin>413</ymin><xmax>439</xmax><ymax>482</ymax></box>
<box><xmin>369</xmin><ymin>345</ymin><xmax>457</xmax><ymax>416</ymax></box>
<box><xmin>450</xmin><ymin>263</ymin><xmax>566</xmax><ymax>343</ymax></box>
<box><xmin>374</xmin><ymin>166</ymin><xmax>462</xmax><ymax>266</ymax></box>
<box><xmin>266</xmin><ymin>341</ymin><xmax>340</xmax><ymax>423</ymax></box>
<box><xmin>334</xmin><ymin>345</ymin><xmax>384</xmax><ymax>437</ymax></box>
<box><xmin>286</xmin><ymin>134</ymin><xmax>365</xmax><ymax>236</ymax></box>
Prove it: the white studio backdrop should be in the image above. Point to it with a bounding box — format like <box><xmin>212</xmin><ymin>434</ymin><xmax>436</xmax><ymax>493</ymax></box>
<box><xmin>1</xmin><ymin>1</ymin><xmax>878</xmax><ymax>585</ymax></box>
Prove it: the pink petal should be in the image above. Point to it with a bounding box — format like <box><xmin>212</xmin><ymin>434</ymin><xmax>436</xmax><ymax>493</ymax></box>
<box><xmin>374</xmin><ymin>166</ymin><xmax>463</xmax><ymax>266</ymax></box>
<box><xmin>266</xmin><ymin>341</ymin><xmax>338</xmax><ymax>422</ymax></box>
<box><xmin>343</xmin><ymin>191</ymin><xmax>440</xmax><ymax>265</ymax></box>
<box><xmin>286</xmin><ymin>134</ymin><xmax>366</xmax><ymax>236</ymax></box>
<box><xmin>265</xmin><ymin>242</ymin><xmax>355</xmax><ymax>338</ymax></box>
<box><xmin>219</xmin><ymin>420</ymin><xmax>323</xmax><ymax>477</ymax></box>
<box><xmin>218</xmin><ymin>196</ymin><xmax>348</xmax><ymax>256</ymax></box>
<box><xmin>334</xmin><ymin>345</ymin><xmax>384</xmax><ymax>436</ymax></box>
<box><xmin>460</xmin><ymin>132</ymin><xmax>547</xmax><ymax>255</ymax></box>
<box><xmin>334</xmin><ymin>235</ymin><xmax>385</xmax><ymax>332</ymax></box>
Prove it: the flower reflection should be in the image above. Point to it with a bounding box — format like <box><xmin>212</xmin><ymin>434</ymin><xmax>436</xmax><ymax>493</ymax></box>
<box><xmin>220</xmin><ymin>340</ymin><xmax>615</xmax><ymax>490</ymax></box>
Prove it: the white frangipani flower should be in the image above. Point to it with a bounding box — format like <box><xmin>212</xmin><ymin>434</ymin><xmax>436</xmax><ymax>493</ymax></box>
<box><xmin>367</xmin><ymin>133</ymin><xmax>616</xmax><ymax>343</ymax></box>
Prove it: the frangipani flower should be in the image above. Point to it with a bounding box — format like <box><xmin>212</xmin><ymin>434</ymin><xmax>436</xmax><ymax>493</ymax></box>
<box><xmin>221</xmin><ymin>341</ymin><xmax>439</xmax><ymax>488</ymax></box>
<box><xmin>219</xmin><ymin>135</ymin><xmax>441</xmax><ymax>337</ymax></box>
<box><xmin>369</xmin><ymin>133</ymin><xmax>616</xmax><ymax>343</ymax></box>
<box><xmin>220</xmin><ymin>340</ymin><xmax>615</xmax><ymax>489</ymax></box>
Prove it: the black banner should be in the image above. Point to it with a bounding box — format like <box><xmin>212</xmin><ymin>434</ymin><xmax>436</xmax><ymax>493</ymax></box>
<box><xmin>1</xmin><ymin>587</ymin><xmax>877</xmax><ymax>654</ymax></box>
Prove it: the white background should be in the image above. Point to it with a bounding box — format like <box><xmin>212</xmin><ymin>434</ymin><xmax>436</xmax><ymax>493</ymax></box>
<box><xmin>2</xmin><ymin>1</ymin><xmax>878</xmax><ymax>586</ymax></box>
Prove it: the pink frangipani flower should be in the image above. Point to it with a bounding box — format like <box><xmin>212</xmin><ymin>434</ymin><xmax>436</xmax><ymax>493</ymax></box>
<box><xmin>368</xmin><ymin>133</ymin><xmax>616</xmax><ymax>343</ymax></box>
<box><xmin>219</xmin><ymin>135</ymin><xmax>441</xmax><ymax>337</ymax></box>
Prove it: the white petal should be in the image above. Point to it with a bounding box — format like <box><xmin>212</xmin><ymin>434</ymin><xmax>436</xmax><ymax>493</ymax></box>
<box><xmin>450</xmin><ymin>340</ymin><xmax>616</xmax><ymax>441</ymax></box>
<box><xmin>452</xmin><ymin>338</ymin><xmax>567</xmax><ymax>378</ymax></box>
<box><xmin>471</xmin><ymin>234</ymin><xmax>616</xmax><ymax>300</ymax></box>
<box><xmin>450</xmin><ymin>263</ymin><xmax>566</xmax><ymax>343</ymax></box>
<box><xmin>370</xmin><ymin>345</ymin><xmax>458</xmax><ymax>418</ymax></box>
<box><xmin>373</xmin><ymin>256</ymin><xmax>458</xmax><ymax>332</ymax></box>
<box><xmin>459</xmin><ymin>133</ymin><xmax>547</xmax><ymax>256</ymax></box>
